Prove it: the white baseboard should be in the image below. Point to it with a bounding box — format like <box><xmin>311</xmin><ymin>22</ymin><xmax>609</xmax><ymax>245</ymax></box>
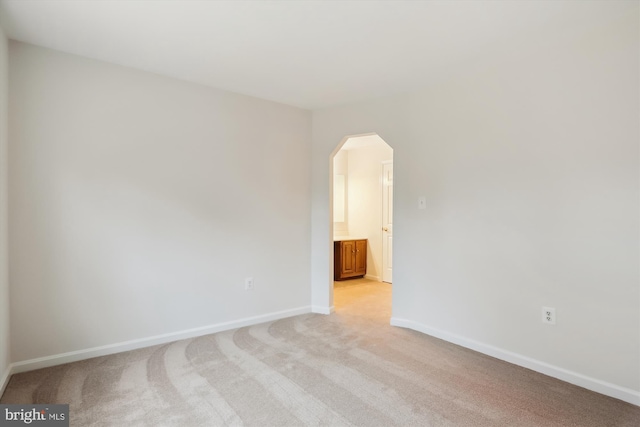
<box><xmin>0</xmin><ymin>364</ymin><xmax>11</xmax><ymax>398</ymax></box>
<box><xmin>9</xmin><ymin>306</ymin><xmax>312</xmax><ymax>376</ymax></box>
<box><xmin>364</xmin><ymin>274</ymin><xmax>380</xmax><ymax>282</ymax></box>
<box><xmin>390</xmin><ymin>317</ymin><xmax>640</xmax><ymax>407</ymax></box>
<box><xmin>312</xmin><ymin>305</ymin><xmax>334</xmax><ymax>315</ymax></box>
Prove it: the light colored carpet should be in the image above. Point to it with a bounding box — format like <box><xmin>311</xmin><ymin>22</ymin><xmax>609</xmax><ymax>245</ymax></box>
<box><xmin>2</xmin><ymin>278</ymin><xmax>639</xmax><ymax>426</ymax></box>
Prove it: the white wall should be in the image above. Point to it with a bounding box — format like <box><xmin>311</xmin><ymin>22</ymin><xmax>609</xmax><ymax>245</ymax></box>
<box><xmin>0</xmin><ymin>24</ymin><xmax>9</xmax><ymax>392</ymax></box>
<box><xmin>312</xmin><ymin>7</ymin><xmax>639</xmax><ymax>403</ymax></box>
<box><xmin>346</xmin><ymin>145</ymin><xmax>393</xmax><ymax>281</ymax></box>
<box><xmin>9</xmin><ymin>42</ymin><xmax>311</xmax><ymax>364</ymax></box>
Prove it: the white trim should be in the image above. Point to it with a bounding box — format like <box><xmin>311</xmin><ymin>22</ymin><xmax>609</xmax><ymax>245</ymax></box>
<box><xmin>380</xmin><ymin>160</ymin><xmax>393</xmax><ymax>285</ymax></box>
<box><xmin>312</xmin><ymin>305</ymin><xmax>334</xmax><ymax>315</ymax></box>
<box><xmin>9</xmin><ymin>306</ymin><xmax>311</xmax><ymax>375</ymax></box>
<box><xmin>364</xmin><ymin>274</ymin><xmax>381</xmax><ymax>282</ymax></box>
<box><xmin>0</xmin><ymin>364</ymin><xmax>11</xmax><ymax>397</ymax></box>
<box><xmin>390</xmin><ymin>317</ymin><xmax>640</xmax><ymax>407</ymax></box>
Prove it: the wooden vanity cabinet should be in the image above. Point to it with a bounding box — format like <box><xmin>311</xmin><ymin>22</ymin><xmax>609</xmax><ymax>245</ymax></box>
<box><xmin>334</xmin><ymin>239</ymin><xmax>367</xmax><ymax>280</ymax></box>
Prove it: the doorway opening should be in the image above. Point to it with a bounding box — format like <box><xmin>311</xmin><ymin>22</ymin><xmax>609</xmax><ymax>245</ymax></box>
<box><xmin>330</xmin><ymin>133</ymin><xmax>393</xmax><ymax>313</ymax></box>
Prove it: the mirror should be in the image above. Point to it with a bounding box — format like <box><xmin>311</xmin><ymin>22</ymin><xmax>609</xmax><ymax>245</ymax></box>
<box><xmin>333</xmin><ymin>174</ymin><xmax>345</xmax><ymax>223</ymax></box>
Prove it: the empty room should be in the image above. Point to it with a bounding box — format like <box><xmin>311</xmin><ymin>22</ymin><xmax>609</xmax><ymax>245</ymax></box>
<box><xmin>0</xmin><ymin>1</ymin><xmax>638</xmax><ymax>425</ymax></box>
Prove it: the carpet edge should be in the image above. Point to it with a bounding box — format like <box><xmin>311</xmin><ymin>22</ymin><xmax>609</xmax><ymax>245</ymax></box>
<box><xmin>9</xmin><ymin>305</ymin><xmax>313</xmax><ymax>376</ymax></box>
<box><xmin>390</xmin><ymin>317</ymin><xmax>640</xmax><ymax>407</ymax></box>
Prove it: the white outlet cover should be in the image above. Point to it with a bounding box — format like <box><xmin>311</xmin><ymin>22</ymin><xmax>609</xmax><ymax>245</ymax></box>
<box><xmin>418</xmin><ymin>196</ymin><xmax>427</xmax><ymax>210</ymax></box>
<box><xmin>542</xmin><ymin>306</ymin><xmax>556</xmax><ymax>325</ymax></box>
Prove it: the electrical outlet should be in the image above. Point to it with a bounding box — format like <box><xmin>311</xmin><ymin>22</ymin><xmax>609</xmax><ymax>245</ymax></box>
<box><xmin>418</xmin><ymin>196</ymin><xmax>427</xmax><ymax>210</ymax></box>
<box><xmin>542</xmin><ymin>306</ymin><xmax>556</xmax><ymax>325</ymax></box>
<box><xmin>245</xmin><ymin>277</ymin><xmax>254</xmax><ymax>291</ymax></box>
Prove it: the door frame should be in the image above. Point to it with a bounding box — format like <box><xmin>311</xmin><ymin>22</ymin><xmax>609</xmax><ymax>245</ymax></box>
<box><xmin>328</xmin><ymin>132</ymin><xmax>394</xmax><ymax>312</ymax></box>
<box><xmin>381</xmin><ymin>160</ymin><xmax>393</xmax><ymax>283</ymax></box>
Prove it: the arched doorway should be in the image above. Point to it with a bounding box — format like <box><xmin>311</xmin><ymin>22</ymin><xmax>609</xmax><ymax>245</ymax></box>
<box><xmin>329</xmin><ymin>133</ymin><xmax>393</xmax><ymax>312</ymax></box>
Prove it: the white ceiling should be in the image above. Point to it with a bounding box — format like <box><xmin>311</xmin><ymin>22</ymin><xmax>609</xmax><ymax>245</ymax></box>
<box><xmin>0</xmin><ymin>0</ymin><xmax>632</xmax><ymax>110</ymax></box>
<box><xmin>341</xmin><ymin>134</ymin><xmax>389</xmax><ymax>151</ymax></box>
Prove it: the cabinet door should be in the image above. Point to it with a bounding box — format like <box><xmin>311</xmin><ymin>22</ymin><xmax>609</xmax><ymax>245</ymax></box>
<box><xmin>355</xmin><ymin>240</ymin><xmax>367</xmax><ymax>275</ymax></box>
<box><xmin>341</xmin><ymin>240</ymin><xmax>356</xmax><ymax>275</ymax></box>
